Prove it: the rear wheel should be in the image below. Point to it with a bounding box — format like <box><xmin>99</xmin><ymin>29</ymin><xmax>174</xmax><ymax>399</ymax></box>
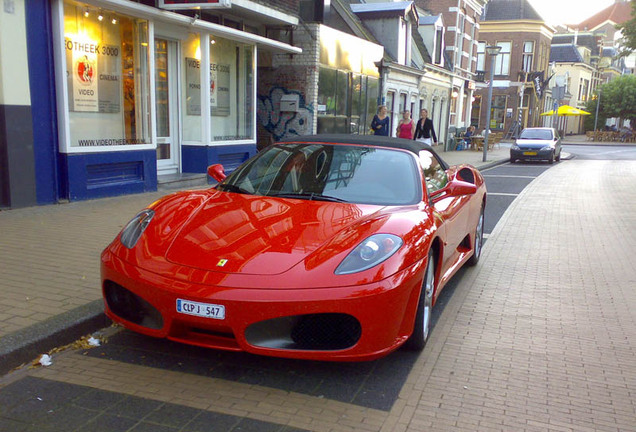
<box><xmin>467</xmin><ymin>205</ymin><xmax>484</xmax><ymax>266</ymax></box>
<box><xmin>405</xmin><ymin>251</ymin><xmax>435</xmax><ymax>351</ymax></box>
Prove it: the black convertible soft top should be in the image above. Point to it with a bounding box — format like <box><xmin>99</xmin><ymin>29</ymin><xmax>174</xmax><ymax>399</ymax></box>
<box><xmin>277</xmin><ymin>134</ymin><xmax>449</xmax><ymax>170</ymax></box>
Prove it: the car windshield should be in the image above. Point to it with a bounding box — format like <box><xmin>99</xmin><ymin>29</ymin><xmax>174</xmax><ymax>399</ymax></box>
<box><xmin>218</xmin><ymin>143</ymin><xmax>421</xmax><ymax>205</ymax></box>
<box><xmin>519</xmin><ymin>129</ymin><xmax>553</xmax><ymax>140</ymax></box>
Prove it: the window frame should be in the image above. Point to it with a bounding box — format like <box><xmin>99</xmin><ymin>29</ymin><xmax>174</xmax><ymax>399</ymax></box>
<box><xmin>522</xmin><ymin>41</ymin><xmax>534</xmax><ymax>73</ymax></box>
<box><xmin>494</xmin><ymin>41</ymin><xmax>512</xmax><ymax>76</ymax></box>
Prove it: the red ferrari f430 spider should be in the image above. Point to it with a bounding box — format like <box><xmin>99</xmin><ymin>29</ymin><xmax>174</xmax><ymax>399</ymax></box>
<box><xmin>101</xmin><ymin>135</ymin><xmax>486</xmax><ymax>361</ymax></box>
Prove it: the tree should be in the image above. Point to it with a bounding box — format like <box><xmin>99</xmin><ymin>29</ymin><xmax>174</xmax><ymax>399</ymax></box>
<box><xmin>597</xmin><ymin>74</ymin><xmax>636</xmax><ymax>125</ymax></box>
<box><xmin>616</xmin><ymin>1</ymin><xmax>636</xmax><ymax>57</ymax></box>
<box><xmin>584</xmin><ymin>95</ymin><xmax>607</xmax><ymax>132</ymax></box>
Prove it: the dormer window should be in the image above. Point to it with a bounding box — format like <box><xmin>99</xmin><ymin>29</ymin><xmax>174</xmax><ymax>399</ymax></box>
<box><xmin>435</xmin><ymin>27</ymin><xmax>444</xmax><ymax>65</ymax></box>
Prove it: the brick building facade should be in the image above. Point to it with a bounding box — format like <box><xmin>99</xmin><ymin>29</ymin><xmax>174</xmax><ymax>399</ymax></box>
<box><xmin>476</xmin><ymin>0</ymin><xmax>554</xmax><ymax>135</ymax></box>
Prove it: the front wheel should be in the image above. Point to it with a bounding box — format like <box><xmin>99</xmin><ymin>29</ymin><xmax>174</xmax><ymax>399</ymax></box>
<box><xmin>405</xmin><ymin>251</ymin><xmax>435</xmax><ymax>351</ymax></box>
<box><xmin>548</xmin><ymin>151</ymin><xmax>554</xmax><ymax>164</ymax></box>
<box><xmin>467</xmin><ymin>205</ymin><xmax>484</xmax><ymax>266</ymax></box>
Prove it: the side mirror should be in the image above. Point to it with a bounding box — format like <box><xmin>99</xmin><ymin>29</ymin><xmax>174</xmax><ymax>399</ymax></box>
<box><xmin>430</xmin><ymin>179</ymin><xmax>477</xmax><ymax>203</ymax></box>
<box><xmin>207</xmin><ymin>164</ymin><xmax>226</xmax><ymax>182</ymax></box>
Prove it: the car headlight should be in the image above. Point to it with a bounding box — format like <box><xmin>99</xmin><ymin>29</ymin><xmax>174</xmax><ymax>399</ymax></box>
<box><xmin>120</xmin><ymin>209</ymin><xmax>155</xmax><ymax>249</ymax></box>
<box><xmin>511</xmin><ymin>144</ymin><xmax>520</xmax><ymax>150</ymax></box>
<box><xmin>541</xmin><ymin>145</ymin><xmax>553</xmax><ymax>151</ymax></box>
<box><xmin>335</xmin><ymin>234</ymin><xmax>403</xmax><ymax>275</ymax></box>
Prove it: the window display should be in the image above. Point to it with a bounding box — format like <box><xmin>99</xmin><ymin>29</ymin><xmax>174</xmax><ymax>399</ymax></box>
<box><xmin>63</xmin><ymin>2</ymin><xmax>150</xmax><ymax>148</ymax></box>
<box><xmin>209</xmin><ymin>37</ymin><xmax>254</xmax><ymax>142</ymax></box>
<box><xmin>491</xmin><ymin>95</ymin><xmax>508</xmax><ymax>129</ymax></box>
<box><xmin>182</xmin><ymin>32</ymin><xmax>202</xmax><ymax>142</ymax></box>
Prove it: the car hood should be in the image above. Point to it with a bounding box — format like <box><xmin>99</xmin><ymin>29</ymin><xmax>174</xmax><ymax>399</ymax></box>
<box><xmin>515</xmin><ymin>139</ymin><xmax>554</xmax><ymax>148</ymax></box>
<box><xmin>165</xmin><ymin>192</ymin><xmax>384</xmax><ymax>275</ymax></box>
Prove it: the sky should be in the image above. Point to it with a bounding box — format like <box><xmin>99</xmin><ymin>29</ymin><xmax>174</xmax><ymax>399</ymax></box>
<box><xmin>528</xmin><ymin>0</ymin><xmax>617</xmax><ymax>26</ymax></box>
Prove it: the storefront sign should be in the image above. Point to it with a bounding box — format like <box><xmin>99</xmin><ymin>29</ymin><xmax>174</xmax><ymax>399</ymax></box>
<box><xmin>98</xmin><ymin>44</ymin><xmax>121</xmax><ymax>113</ymax></box>
<box><xmin>65</xmin><ymin>38</ymin><xmax>121</xmax><ymax>113</ymax></box>
<box><xmin>68</xmin><ymin>39</ymin><xmax>99</xmax><ymax>112</ymax></box>
<box><xmin>158</xmin><ymin>0</ymin><xmax>231</xmax><ymax>10</ymax></box>
<box><xmin>185</xmin><ymin>57</ymin><xmax>202</xmax><ymax>115</ymax></box>
<box><xmin>211</xmin><ymin>63</ymin><xmax>230</xmax><ymax>116</ymax></box>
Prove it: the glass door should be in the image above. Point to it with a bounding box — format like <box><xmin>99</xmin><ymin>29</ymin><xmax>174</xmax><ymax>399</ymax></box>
<box><xmin>155</xmin><ymin>38</ymin><xmax>179</xmax><ymax>174</ymax></box>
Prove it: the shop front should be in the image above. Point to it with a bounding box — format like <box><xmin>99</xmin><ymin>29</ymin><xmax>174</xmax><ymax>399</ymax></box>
<box><xmin>49</xmin><ymin>0</ymin><xmax>299</xmax><ymax>201</ymax></box>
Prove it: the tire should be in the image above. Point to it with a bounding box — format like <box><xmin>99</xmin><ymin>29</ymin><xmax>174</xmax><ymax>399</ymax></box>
<box><xmin>555</xmin><ymin>151</ymin><xmax>561</xmax><ymax>162</ymax></box>
<box><xmin>548</xmin><ymin>151</ymin><xmax>554</xmax><ymax>164</ymax></box>
<box><xmin>467</xmin><ymin>205</ymin><xmax>484</xmax><ymax>267</ymax></box>
<box><xmin>509</xmin><ymin>157</ymin><xmax>515</xmax><ymax>164</ymax></box>
<box><xmin>405</xmin><ymin>251</ymin><xmax>435</xmax><ymax>351</ymax></box>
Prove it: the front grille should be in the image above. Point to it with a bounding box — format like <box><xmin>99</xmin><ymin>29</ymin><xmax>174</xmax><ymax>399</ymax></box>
<box><xmin>104</xmin><ymin>280</ymin><xmax>163</xmax><ymax>330</ymax></box>
<box><xmin>245</xmin><ymin>313</ymin><xmax>362</xmax><ymax>351</ymax></box>
<box><xmin>291</xmin><ymin>313</ymin><xmax>362</xmax><ymax>350</ymax></box>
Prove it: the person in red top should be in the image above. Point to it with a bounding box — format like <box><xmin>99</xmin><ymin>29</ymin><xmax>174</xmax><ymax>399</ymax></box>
<box><xmin>396</xmin><ymin>110</ymin><xmax>415</xmax><ymax>139</ymax></box>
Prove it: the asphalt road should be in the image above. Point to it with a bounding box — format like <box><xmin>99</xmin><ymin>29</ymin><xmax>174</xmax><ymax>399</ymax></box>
<box><xmin>481</xmin><ymin>163</ymin><xmax>552</xmax><ymax>235</ymax></box>
<box><xmin>563</xmin><ymin>143</ymin><xmax>636</xmax><ymax>160</ymax></box>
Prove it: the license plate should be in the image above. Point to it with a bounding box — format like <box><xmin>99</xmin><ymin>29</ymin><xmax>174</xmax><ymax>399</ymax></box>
<box><xmin>176</xmin><ymin>299</ymin><xmax>225</xmax><ymax>320</ymax></box>
<box><xmin>523</xmin><ymin>151</ymin><xmax>537</xmax><ymax>155</ymax></box>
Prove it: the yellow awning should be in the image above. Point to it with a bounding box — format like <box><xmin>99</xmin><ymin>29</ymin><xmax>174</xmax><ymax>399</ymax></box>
<box><xmin>540</xmin><ymin>105</ymin><xmax>591</xmax><ymax>116</ymax></box>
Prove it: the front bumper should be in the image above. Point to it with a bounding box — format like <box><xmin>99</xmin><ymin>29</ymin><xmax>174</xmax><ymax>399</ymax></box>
<box><xmin>510</xmin><ymin>148</ymin><xmax>553</xmax><ymax>161</ymax></box>
<box><xmin>101</xmin><ymin>251</ymin><xmax>426</xmax><ymax>361</ymax></box>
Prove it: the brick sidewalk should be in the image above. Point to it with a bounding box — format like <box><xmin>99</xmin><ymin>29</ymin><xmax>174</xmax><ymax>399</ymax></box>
<box><xmin>0</xmin><ymin>191</ymin><xmax>167</xmax><ymax>373</ymax></box>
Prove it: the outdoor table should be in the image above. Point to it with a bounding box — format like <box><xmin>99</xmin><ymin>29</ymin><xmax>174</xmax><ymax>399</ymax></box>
<box><xmin>471</xmin><ymin>136</ymin><xmax>484</xmax><ymax>150</ymax></box>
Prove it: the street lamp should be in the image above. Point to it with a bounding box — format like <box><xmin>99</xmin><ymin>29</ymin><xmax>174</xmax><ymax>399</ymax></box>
<box><xmin>593</xmin><ymin>88</ymin><xmax>601</xmax><ymax>135</ymax></box>
<box><xmin>483</xmin><ymin>45</ymin><xmax>501</xmax><ymax>162</ymax></box>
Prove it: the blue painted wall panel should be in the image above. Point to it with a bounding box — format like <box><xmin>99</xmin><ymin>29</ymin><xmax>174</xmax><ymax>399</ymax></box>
<box><xmin>62</xmin><ymin>150</ymin><xmax>157</xmax><ymax>201</ymax></box>
<box><xmin>25</xmin><ymin>0</ymin><xmax>59</xmax><ymax>205</ymax></box>
<box><xmin>182</xmin><ymin>144</ymin><xmax>256</xmax><ymax>174</ymax></box>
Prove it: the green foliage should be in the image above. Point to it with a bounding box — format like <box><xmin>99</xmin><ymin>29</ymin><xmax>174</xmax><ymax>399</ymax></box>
<box><xmin>597</xmin><ymin>75</ymin><xmax>636</xmax><ymax>124</ymax></box>
<box><xmin>584</xmin><ymin>75</ymin><xmax>636</xmax><ymax>130</ymax></box>
<box><xmin>584</xmin><ymin>96</ymin><xmax>606</xmax><ymax>131</ymax></box>
<box><xmin>616</xmin><ymin>1</ymin><xmax>636</xmax><ymax>57</ymax></box>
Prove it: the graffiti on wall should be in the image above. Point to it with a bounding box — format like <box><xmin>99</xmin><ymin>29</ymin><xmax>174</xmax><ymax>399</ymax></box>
<box><xmin>258</xmin><ymin>87</ymin><xmax>314</xmax><ymax>141</ymax></box>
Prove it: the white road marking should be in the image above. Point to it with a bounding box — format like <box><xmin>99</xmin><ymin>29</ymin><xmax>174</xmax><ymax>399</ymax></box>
<box><xmin>487</xmin><ymin>192</ymin><xmax>519</xmax><ymax>197</ymax></box>
<box><xmin>482</xmin><ymin>175</ymin><xmax>537</xmax><ymax>179</ymax></box>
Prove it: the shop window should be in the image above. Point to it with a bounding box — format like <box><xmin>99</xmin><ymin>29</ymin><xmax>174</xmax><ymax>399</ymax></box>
<box><xmin>490</xmin><ymin>95</ymin><xmax>507</xmax><ymax>130</ymax></box>
<box><xmin>181</xmin><ymin>33</ymin><xmax>202</xmax><ymax>142</ymax></box>
<box><xmin>63</xmin><ymin>2</ymin><xmax>150</xmax><ymax>149</ymax></box>
<box><xmin>318</xmin><ymin>68</ymin><xmax>336</xmax><ymax>116</ymax></box>
<box><xmin>318</xmin><ymin>67</ymin><xmax>378</xmax><ymax>134</ymax></box>
<box><xmin>351</xmin><ymin>74</ymin><xmax>363</xmax><ymax>134</ymax></box>
<box><xmin>209</xmin><ymin>37</ymin><xmax>254</xmax><ymax>142</ymax></box>
<box><xmin>366</xmin><ymin>77</ymin><xmax>379</xmax><ymax>134</ymax></box>
<box><xmin>336</xmin><ymin>70</ymin><xmax>349</xmax><ymax>116</ymax></box>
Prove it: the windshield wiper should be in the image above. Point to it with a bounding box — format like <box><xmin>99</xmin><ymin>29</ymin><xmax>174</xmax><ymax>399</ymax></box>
<box><xmin>216</xmin><ymin>183</ymin><xmax>251</xmax><ymax>194</ymax></box>
<box><xmin>268</xmin><ymin>192</ymin><xmax>348</xmax><ymax>203</ymax></box>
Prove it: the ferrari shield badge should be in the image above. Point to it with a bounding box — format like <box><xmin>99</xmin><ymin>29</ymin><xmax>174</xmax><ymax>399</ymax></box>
<box><xmin>216</xmin><ymin>259</ymin><xmax>228</xmax><ymax>267</ymax></box>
